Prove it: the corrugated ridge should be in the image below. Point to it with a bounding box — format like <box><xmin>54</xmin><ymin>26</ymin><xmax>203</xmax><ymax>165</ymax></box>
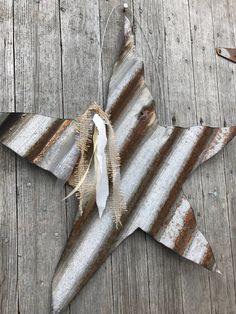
<box><xmin>32</xmin><ymin>119</ymin><xmax>72</xmax><ymax>163</ymax></box>
<box><xmin>0</xmin><ymin>113</ymin><xmax>30</xmax><ymax>142</ymax></box>
<box><xmin>0</xmin><ymin>112</ymin><xmax>76</xmax><ymax>180</ymax></box>
<box><xmin>150</xmin><ymin>127</ymin><xmax>215</xmax><ymax>235</ymax></box>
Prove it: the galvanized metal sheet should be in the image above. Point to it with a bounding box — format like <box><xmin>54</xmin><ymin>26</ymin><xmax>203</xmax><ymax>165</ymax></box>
<box><xmin>0</xmin><ymin>17</ymin><xmax>235</xmax><ymax>314</ymax></box>
<box><xmin>0</xmin><ymin>113</ymin><xmax>79</xmax><ymax>181</ymax></box>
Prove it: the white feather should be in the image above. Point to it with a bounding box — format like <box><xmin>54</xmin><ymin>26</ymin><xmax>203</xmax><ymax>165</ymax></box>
<box><xmin>93</xmin><ymin>114</ymin><xmax>109</xmax><ymax>218</ymax></box>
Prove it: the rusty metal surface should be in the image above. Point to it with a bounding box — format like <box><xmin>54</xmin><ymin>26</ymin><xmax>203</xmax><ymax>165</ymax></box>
<box><xmin>216</xmin><ymin>47</ymin><xmax>236</xmax><ymax>63</ymax></box>
<box><xmin>0</xmin><ymin>17</ymin><xmax>236</xmax><ymax>313</ymax></box>
<box><xmin>0</xmin><ymin>113</ymin><xmax>79</xmax><ymax>181</ymax></box>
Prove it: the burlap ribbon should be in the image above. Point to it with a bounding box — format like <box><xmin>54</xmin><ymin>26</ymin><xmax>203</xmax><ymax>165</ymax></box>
<box><xmin>65</xmin><ymin>103</ymin><xmax>126</xmax><ymax>227</ymax></box>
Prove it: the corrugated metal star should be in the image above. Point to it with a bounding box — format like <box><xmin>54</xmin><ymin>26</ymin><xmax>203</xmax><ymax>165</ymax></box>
<box><xmin>0</xmin><ymin>17</ymin><xmax>235</xmax><ymax>313</ymax></box>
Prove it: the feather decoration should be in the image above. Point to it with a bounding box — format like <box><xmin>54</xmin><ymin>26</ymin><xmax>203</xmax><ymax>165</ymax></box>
<box><xmin>66</xmin><ymin>103</ymin><xmax>126</xmax><ymax>226</ymax></box>
<box><xmin>92</xmin><ymin>113</ymin><xmax>109</xmax><ymax>217</ymax></box>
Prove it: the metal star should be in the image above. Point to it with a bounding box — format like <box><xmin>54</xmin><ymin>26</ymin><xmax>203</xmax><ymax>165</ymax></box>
<box><xmin>0</xmin><ymin>17</ymin><xmax>235</xmax><ymax>314</ymax></box>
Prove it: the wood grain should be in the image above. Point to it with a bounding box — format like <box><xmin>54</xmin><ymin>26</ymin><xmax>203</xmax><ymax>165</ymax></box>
<box><xmin>206</xmin><ymin>2</ymin><xmax>236</xmax><ymax>313</ymax></box>
<box><xmin>0</xmin><ymin>0</ymin><xmax>236</xmax><ymax>313</ymax></box>
<box><xmin>133</xmin><ymin>2</ymin><xmax>184</xmax><ymax>313</ymax></box>
<box><xmin>13</xmin><ymin>1</ymin><xmax>67</xmax><ymax>313</ymax></box>
<box><xmin>0</xmin><ymin>2</ymin><xmax>17</xmax><ymax>313</ymax></box>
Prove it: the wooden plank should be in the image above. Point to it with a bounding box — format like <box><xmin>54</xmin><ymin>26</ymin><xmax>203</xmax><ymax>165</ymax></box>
<box><xmin>133</xmin><ymin>1</ymin><xmax>190</xmax><ymax>313</ymax></box>
<box><xmin>207</xmin><ymin>1</ymin><xmax>236</xmax><ymax>313</ymax></box>
<box><xmin>59</xmin><ymin>1</ymin><xmax>114</xmax><ymax>313</ymax></box>
<box><xmin>13</xmin><ymin>1</ymin><xmax>68</xmax><ymax>313</ymax></box>
<box><xmin>0</xmin><ymin>147</ymin><xmax>17</xmax><ymax>314</ymax></box>
<box><xmin>131</xmin><ymin>1</ymin><xmax>183</xmax><ymax>314</ymax></box>
<box><xmin>0</xmin><ymin>0</ymin><xmax>14</xmax><ymax>112</ymax></box>
<box><xmin>133</xmin><ymin>0</ymin><xmax>167</xmax><ymax>122</ymax></box>
<box><xmin>0</xmin><ymin>1</ymin><xmax>17</xmax><ymax>312</ymax></box>
<box><xmin>133</xmin><ymin>1</ymin><xmax>218</xmax><ymax>313</ymax></box>
<box><xmin>99</xmin><ymin>1</ymin><xmax>151</xmax><ymax>313</ymax></box>
<box><xmin>60</xmin><ymin>0</ymin><xmax>101</xmax><ymax>115</ymax></box>
<box><xmin>161</xmin><ymin>0</ymin><xmax>197</xmax><ymax>127</ymax></box>
<box><xmin>221</xmin><ymin>0</ymin><xmax>236</xmax><ymax>310</ymax></box>
<box><xmin>100</xmin><ymin>0</ymin><xmax>133</xmax><ymax>106</ymax></box>
<box><xmin>156</xmin><ymin>0</ymin><xmax>236</xmax><ymax>313</ymax></box>
<box><xmin>184</xmin><ymin>1</ymin><xmax>231</xmax><ymax>313</ymax></box>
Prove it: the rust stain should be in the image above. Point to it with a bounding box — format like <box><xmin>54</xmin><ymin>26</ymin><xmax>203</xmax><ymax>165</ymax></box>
<box><xmin>26</xmin><ymin>120</ymin><xmax>67</xmax><ymax>161</ymax></box>
<box><xmin>174</xmin><ymin>207</ymin><xmax>197</xmax><ymax>255</ymax></box>
<box><xmin>201</xmin><ymin>244</ymin><xmax>216</xmax><ymax>270</ymax></box>
<box><xmin>33</xmin><ymin>119</ymin><xmax>72</xmax><ymax>163</ymax></box>
<box><xmin>120</xmin><ymin>102</ymin><xmax>157</xmax><ymax>164</ymax></box>
<box><xmin>107</xmin><ymin>68</ymin><xmax>145</xmax><ymax>123</ymax></box>
<box><xmin>150</xmin><ymin>127</ymin><xmax>215</xmax><ymax>236</ymax></box>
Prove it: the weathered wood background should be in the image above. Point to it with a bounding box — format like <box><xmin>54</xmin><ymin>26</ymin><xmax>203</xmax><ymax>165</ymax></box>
<box><xmin>0</xmin><ymin>0</ymin><xmax>236</xmax><ymax>313</ymax></box>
